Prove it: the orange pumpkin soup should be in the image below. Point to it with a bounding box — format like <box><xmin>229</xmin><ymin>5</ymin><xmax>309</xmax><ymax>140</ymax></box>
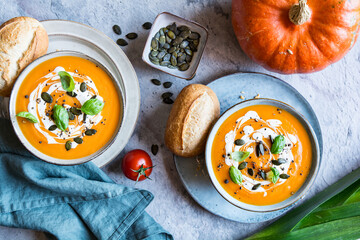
<box><xmin>16</xmin><ymin>56</ymin><xmax>122</xmax><ymax>159</ymax></box>
<box><xmin>211</xmin><ymin>105</ymin><xmax>312</xmax><ymax>205</ymax></box>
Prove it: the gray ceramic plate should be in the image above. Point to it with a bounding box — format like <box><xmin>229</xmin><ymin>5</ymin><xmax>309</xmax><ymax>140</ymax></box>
<box><xmin>174</xmin><ymin>72</ymin><xmax>323</xmax><ymax>223</ymax></box>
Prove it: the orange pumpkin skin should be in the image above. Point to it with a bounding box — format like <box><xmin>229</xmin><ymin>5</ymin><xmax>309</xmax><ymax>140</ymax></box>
<box><xmin>232</xmin><ymin>0</ymin><xmax>360</xmax><ymax>74</ymax></box>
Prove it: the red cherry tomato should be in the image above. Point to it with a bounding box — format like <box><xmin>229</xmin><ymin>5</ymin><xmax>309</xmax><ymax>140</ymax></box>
<box><xmin>121</xmin><ymin>149</ymin><xmax>153</xmax><ymax>182</ymax></box>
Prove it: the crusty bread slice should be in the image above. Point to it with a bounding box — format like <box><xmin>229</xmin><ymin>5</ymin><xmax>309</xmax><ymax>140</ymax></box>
<box><xmin>0</xmin><ymin>17</ymin><xmax>48</xmax><ymax>96</ymax></box>
<box><xmin>165</xmin><ymin>84</ymin><xmax>220</xmax><ymax>157</ymax></box>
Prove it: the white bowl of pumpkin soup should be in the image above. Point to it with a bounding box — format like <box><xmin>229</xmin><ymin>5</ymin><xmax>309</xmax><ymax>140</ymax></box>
<box><xmin>205</xmin><ymin>99</ymin><xmax>320</xmax><ymax>212</ymax></box>
<box><xmin>9</xmin><ymin>51</ymin><xmax>123</xmax><ymax>165</ymax></box>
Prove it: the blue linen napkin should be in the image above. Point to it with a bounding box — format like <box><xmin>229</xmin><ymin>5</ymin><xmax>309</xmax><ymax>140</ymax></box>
<box><xmin>0</xmin><ymin>118</ymin><xmax>173</xmax><ymax>240</ymax></box>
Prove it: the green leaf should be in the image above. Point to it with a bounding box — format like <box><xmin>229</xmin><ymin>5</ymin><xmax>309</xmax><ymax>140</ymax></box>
<box><xmin>81</xmin><ymin>98</ymin><xmax>104</xmax><ymax>115</ymax></box>
<box><xmin>58</xmin><ymin>71</ymin><xmax>75</xmax><ymax>92</ymax></box>
<box><xmin>271</xmin><ymin>135</ymin><xmax>285</xmax><ymax>154</ymax></box>
<box><xmin>229</xmin><ymin>166</ymin><xmax>242</xmax><ymax>184</ymax></box>
<box><xmin>267</xmin><ymin>167</ymin><xmax>280</xmax><ymax>184</ymax></box>
<box><xmin>230</xmin><ymin>151</ymin><xmax>250</xmax><ymax>162</ymax></box>
<box><xmin>16</xmin><ymin>111</ymin><xmax>38</xmax><ymax>123</ymax></box>
<box><xmin>53</xmin><ymin>104</ymin><xmax>69</xmax><ymax>131</ymax></box>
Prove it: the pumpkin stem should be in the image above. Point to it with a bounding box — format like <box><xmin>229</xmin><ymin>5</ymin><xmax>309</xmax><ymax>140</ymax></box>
<box><xmin>289</xmin><ymin>0</ymin><xmax>311</xmax><ymax>25</ymax></box>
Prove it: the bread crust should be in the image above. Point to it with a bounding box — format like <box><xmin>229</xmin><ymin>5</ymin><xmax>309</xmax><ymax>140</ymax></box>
<box><xmin>0</xmin><ymin>17</ymin><xmax>49</xmax><ymax>96</ymax></box>
<box><xmin>165</xmin><ymin>84</ymin><xmax>220</xmax><ymax>157</ymax></box>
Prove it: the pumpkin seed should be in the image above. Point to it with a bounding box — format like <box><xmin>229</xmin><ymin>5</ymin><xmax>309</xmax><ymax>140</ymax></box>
<box><xmin>65</xmin><ymin>141</ymin><xmax>72</xmax><ymax>151</ymax></box>
<box><xmin>167</xmin><ymin>22</ymin><xmax>177</xmax><ymax>32</ymax></box>
<box><xmin>166</xmin><ymin>35</ymin><xmax>172</xmax><ymax>44</ymax></box>
<box><xmin>66</xmin><ymin>91</ymin><xmax>77</xmax><ymax>97</ymax></box>
<box><xmin>161</xmin><ymin>92</ymin><xmax>173</xmax><ymax>98</ymax></box>
<box><xmin>252</xmin><ymin>183</ymin><xmax>261</xmax><ymax>190</ymax></box>
<box><xmin>234</xmin><ymin>139</ymin><xmax>245</xmax><ymax>146</ymax></box>
<box><xmin>85</xmin><ymin>129</ymin><xmax>97</xmax><ymax>136</ymax></box>
<box><xmin>68</xmin><ymin>111</ymin><xmax>75</xmax><ymax>120</ymax></box>
<box><xmin>91</xmin><ymin>95</ymin><xmax>97</xmax><ymax>99</ymax></box>
<box><xmin>177</xmin><ymin>25</ymin><xmax>189</xmax><ymax>31</ymax></box>
<box><xmin>113</xmin><ymin>25</ymin><xmax>121</xmax><ymax>35</ymax></box>
<box><xmin>238</xmin><ymin>161</ymin><xmax>247</xmax><ymax>170</ymax></box>
<box><xmin>155</xmin><ymin>32</ymin><xmax>160</xmax><ymax>40</ymax></box>
<box><xmin>151</xmin><ymin>50</ymin><xmax>159</xmax><ymax>57</ymax></box>
<box><xmin>172</xmin><ymin>36</ymin><xmax>183</xmax><ymax>46</ymax></box>
<box><xmin>116</xmin><ymin>38</ymin><xmax>128</xmax><ymax>46</ymax></box>
<box><xmin>83</xmin><ymin>113</ymin><xmax>87</xmax><ymax>123</ymax></box>
<box><xmin>185</xmin><ymin>54</ymin><xmax>192</xmax><ymax>63</ymax></box>
<box><xmin>185</xmin><ymin>48</ymin><xmax>193</xmax><ymax>56</ymax></box>
<box><xmin>163</xmin><ymin>82</ymin><xmax>172</xmax><ymax>88</ymax></box>
<box><xmin>256</xmin><ymin>141</ymin><xmax>265</xmax><ymax>157</ymax></box>
<box><xmin>70</xmin><ymin>107</ymin><xmax>82</xmax><ymax>115</ymax></box>
<box><xmin>179</xmin><ymin>63</ymin><xmax>190</xmax><ymax>71</ymax></box>
<box><xmin>151</xmin><ymin>38</ymin><xmax>159</xmax><ymax>50</ymax></box>
<box><xmin>170</xmin><ymin>54</ymin><xmax>177</xmax><ymax>66</ymax></box>
<box><xmin>167</xmin><ymin>65</ymin><xmax>177</xmax><ymax>69</ymax></box>
<box><xmin>189</xmin><ymin>32</ymin><xmax>200</xmax><ymax>40</ymax></box>
<box><xmin>160</xmin><ymin>61</ymin><xmax>170</xmax><ymax>66</ymax></box>
<box><xmin>159</xmin><ymin>35</ymin><xmax>166</xmax><ymax>46</ymax></box>
<box><xmin>259</xmin><ymin>170</ymin><xmax>266</xmax><ymax>180</ymax></box>
<box><xmin>163</xmin><ymin>43</ymin><xmax>170</xmax><ymax>49</ymax></box>
<box><xmin>80</xmin><ymin>82</ymin><xmax>87</xmax><ymax>92</ymax></box>
<box><xmin>163</xmin><ymin>97</ymin><xmax>174</xmax><ymax>104</ymax></box>
<box><xmin>193</xmin><ymin>39</ymin><xmax>199</xmax><ymax>47</ymax></box>
<box><xmin>159</xmin><ymin>28</ymin><xmax>165</xmax><ymax>36</ymax></box>
<box><xmin>180</xmin><ymin>40</ymin><xmax>189</xmax><ymax>48</ymax></box>
<box><xmin>142</xmin><ymin>22</ymin><xmax>152</xmax><ymax>30</ymax></box>
<box><xmin>272</xmin><ymin>158</ymin><xmax>287</xmax><ymax>166</ymax></box>
<box><xmin>126</xmin><ymin>32</ymin><xmax>138</xmax><ymax>39</ymax></box>
<box><xmin>180</xmin><ymin>30</ymin><xmax>191</xmax><ymax>39</ymax></box>
<box><xmin>167</xmin><ymin>30</ymin><xmax>176</xmax><ymax>40</ymax></box>
<box><xmin>157</xmin><ymin>51</ymin><xmax>166</xmax><ymax>59</ymax></box>
<box><xmin>48</xmin><ymin>125</ymin><xmax>57</xmax><ymax>131</ymax></box>
<box><xmin>280</xmin><ymin>174</ymin><xmax>290</xmax><ymax>179</ymax></box>
<box><xmin>163</xmin><ymin>53</ymin><xmax>171</xmax><ymax>61</ymax></box>
<box><xmin>150</xmin><ymin>58</ymin><xmax>159</xmax><ymax>65</ymax></box>
<box><xmin>74</xmin><ymin>137</ymin><xmax>83</xmax><ymax>144</ymax></box>
<box><xmin>151</xmin><ymin>144</ymin><xmax>159</xmax><ymax>155</ymax></box>
<box><xmin>41</xmin><ymin>92</ymin><xmax>53</xmax><ymax>103</ymax></box>
<box><xmin>189</xmin><ymin>42</ymin><xmax>197</xmax><ymax>52</ymax></box>
<box><xmin>178</xmin><ymin>54</ymin><xmax>186</xmax><ymax>64</ymax></box>
<box><xmin>151</xmin><ymin>79</ymin><xmax>161</xmax><ymax>86</ymax></box>
<box><xmin>248</xmin><ymin>168</ymin><xmax>254</xmax><ymax>176</ymax></box>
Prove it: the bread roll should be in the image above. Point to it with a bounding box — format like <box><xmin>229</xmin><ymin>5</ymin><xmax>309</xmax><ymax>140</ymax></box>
<box><xmin>165</xmin><ymin>84</ymin><xmax>220</xmax><ymax>157</ymax></box>
<box><xmin>0</xmin><ymin>17</ymin><xmax>49</xmax><ymax>96</ymax></box>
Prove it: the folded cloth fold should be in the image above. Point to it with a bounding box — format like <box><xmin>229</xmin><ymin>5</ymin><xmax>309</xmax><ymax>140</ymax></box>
<box><xmin>0</xmin><ymin>119</ymin><xmax>173</xmax><ymax>240</ymax></box>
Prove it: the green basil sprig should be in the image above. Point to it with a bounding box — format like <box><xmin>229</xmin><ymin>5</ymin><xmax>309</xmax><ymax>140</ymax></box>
<box><xmin>53</xmin><ymin>104</ymin><xmax>69</xmax><ymax>131</ymax></box>
<box><xmin>58</xmin><ymin>71</ymin><xmax>75</xmax><ymax>92</ymax></box>
<box><xmin>16</xmin><ymin>111</ymin><xmax>38</xmax><ymax>123</ymax></box>
<box><xmin>81</xmin><ymin>98</ymin><xmax>104</xmax><ymax>115</ymax></box>
<box><xmin>229</xmin><ymin>166</ymin><xmax>242</xmax><ymax>184</ymax></box>
<box><xmin>267</xmin><ymin>167</ymin><xmax>280</xmax><ymax>184</ymax></box>
<box><xmin>271</xmin><ymin>135</ymin><xmax>286</xmax><ymax>154</ymax></box>
<box><xmin>230</xmin><ymin>151</ymin><xmax>250</xmax><ymax>162</ymax></box>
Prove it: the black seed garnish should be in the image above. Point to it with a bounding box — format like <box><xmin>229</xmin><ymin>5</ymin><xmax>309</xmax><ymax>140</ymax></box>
<box><xmin>41</xmin><ymin>92</ymin><xmax>53</xmax><ymax>103</ymax></box>
<box><xmin>70</xmin><ymin>107</ymin><xmax>82</xmax><ymax>115</ymax></box>
<box><xmin>66</xmin><ymin>91</ymin><xmax>77</xmax><ymax>97</ymax></box>
<box><xmin>74</xmin><ymin>137</ymin><xmax>83</xmax><ymax>144</ymax></box>
<box><xmin>48</xmin><ymin>125</ymin><xmax>57</xmax><ymax>131</ymax></box>
<box><xmin>163</xmin><ymin>98</ymin><xmax>174</xmax><ymax>104</ymax></box>
<box><xmin>238</xmin><ymin>161</ymin><xmax>247</xmax><ymax>170</ymax></box>
<box><xmin>280</xmin><ymin>174</ymin><xmax>290</xmax><ymax>179</ymax></box>
<box><xmin>116</xmin><ymin>38</ymin><xmax>128</xmax><ymax>46</ymax></box>
<box><xmin>151</xmin><ymin>79</ymin><xmax>161</xmax><ymax>86</ymax></box>
<box><xmin>126</xmin><ymin>32</ymin><xmax>138</xmax><ymax>39</ymax></box>
<box><xmin>224</xmin><ymin>179</ymin><xmax>229</xmax><ymax>184</ymax></box>
<box><xmin>25</xmin><ymin>95</ymin><xmax>29</xmax><ymax>98</ymax></box>
<box><xmin>151</xmin><ymin>144</ymin><xmax>159</xmax><ymax>155</ymax></box>
<box><xmin>163</xmin><ymin>82</ymin><xmax>172</xmax><ymax>88</ymax></box>
<box><xmin>161</xmin><ymin>92</ymin><xmax>173</xmax><ymax>99</ymax></box>
<box><xmin>142</xmin><ymin>22</ymin><xmax>152</xmax><ymax>30</ymax></box>
<box><xmin>91</xmin><ymin>95</ymin><xmax>97</xmax><ymax>99</ymax></box>
<box><xmin>85</xmin><ymin>129</ymin><xmax>97</xmax><ymax>136</ymax></box>
<box><xmin>80</xmin><ymin>82</ymin><xmax>87</xmax><ymax>92</ymax></box>
<box><xmin>65</xmin><ymin>141</ymin><xmax>72</xmax><ymax>151</ymax></box>
<box><xmin>252</xmin><ymin>183</ymin><xmax>261</xmax><ymax>190</ymax></box>
<box><xmin>234</xmin><ymin>139</ymin><xmax>245</xmax><ymax>146</ymax></box>
<box><xmin>248</xmin><ymin>168</ymin><xmax>254</xmax><ymax>176</ymax></box>
<box><xmin>113</xmin><ymin>25</ymin><xmax>122</xmax><ymax>35</ymax></box>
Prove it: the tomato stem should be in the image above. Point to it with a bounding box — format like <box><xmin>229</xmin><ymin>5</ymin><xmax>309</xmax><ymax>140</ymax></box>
<box><xmin>131</xmin><ymin>164</ymin><xmax>155</xmax><ymax>183</ymax></box>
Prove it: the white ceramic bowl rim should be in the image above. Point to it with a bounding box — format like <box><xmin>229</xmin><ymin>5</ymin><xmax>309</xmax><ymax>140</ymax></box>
<box><xmin>9</xmin><ymin>51</ymin><xmax>124</xmax><ymax>166</ymax></box>
<box><xmin>205</xmin><ymin>98</ymin><xmax>320</xmax><ymax>212</ymax></box>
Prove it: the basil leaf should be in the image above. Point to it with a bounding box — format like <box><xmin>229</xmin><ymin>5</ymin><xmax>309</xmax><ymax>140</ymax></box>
<box><xmin>81</xmin><ymin>98</ymin><xmax>104</xmax><ymax>115</ymax></box>
<box><xmin>53</xmin><ymin>104</ymin><xmax>69</xmax><ymax>131</ymax></box>
<box><xmin>229</xmin><ymin>166</ymin><xmax>242</xmax><ymax>184</ymax></box>
<box><xmin>271</xmin><ymin>135</ymin><xmax>286</xmax><ymax>154</ymax></box>
<box><xmin>267</xmin><ymin>167</ymin><xmax>280</xmax><ymax>184</ymax></box>
<box><xmin>16</xmin><ymin>111</ymin><xmax>38</xmax><ymax>123</ymax></box>
<box><xmin>230</xmin><ymin>151</ymin><xmax>250</xmax><ymax>162</ymax></box>
<box><xmin>58</xmin><ymin>71</ymin><xmax>75</xmax><ymax>92</ymax></box>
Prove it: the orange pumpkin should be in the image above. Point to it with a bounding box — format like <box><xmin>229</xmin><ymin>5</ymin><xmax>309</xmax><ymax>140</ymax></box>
<box><xmin>232</xmin><ymin>0</ymin><xmax>360</xmax><ymax>74</ymax></box>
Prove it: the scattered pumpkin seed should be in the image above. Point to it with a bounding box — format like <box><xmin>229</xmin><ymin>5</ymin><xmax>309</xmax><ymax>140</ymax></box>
<box><xmin>256</xmin><ymin>141</ymin><xmax>265</xmax><ymax>157</ymax></box>
<box><xmin>272</xmin><ymin>158</ymin><xmax>287</xmax><ymax>165</ymax></box>
<box><xmin>142</xmin><ymin>22</ymin><xmax>152</xmax><ymax>30</ymax></box>
<box><xmin>248</xmin><ymin>168</ymin><xmax>254</xmax><ymax>176</ymax></box>
<box><xmin>48</xmin><ymin>125</ymin><xmax>57</xmax><ymax>131</ymax></box>
<box><xmin>68</xmin><ymin>111</ymin><xmax>75</xmax><ymax>120</ymax></box>
<box><xmin>41</xmin><ymin>92</ymin><xmax>53</xmax><ymax>103</ymax></box>
<box><xmin>252</xmin><ymin>183</ymin><xmax>261</xmax><ymax>190</ymax></box>
<box><xmin>238</xmin><ymin>161</ymin><xmax>247</xmax><ymax>170</ymax></box>
<box><xmin>85</xmin><ymin>129</ymin><xmax>97</xmax><ymax>136</ymax></box>
<box><xmin>83</xmin><ymin>114</ymin><xmax>87</xmax><ymax>123</ymax></box>
<box><xmin>113</xmin><ymin>25</ymin><xmax>122</xmax><ymax>35</ymax></box>
<box><xmin>161</xmin><ymin>92</ymin><xmax>173</xmax><ymax>99</ymax></box>
<box><xmin>280</xmin><ymin>173</ymin><xmax>290</xmax><ymax>179</ymax></box>
<box><xmin>74</xmin><ymin>137</ymin><xmax>83</xmax><ymax>144</ymax></box>
<box><xmin>234</xmin><ymin>139</ymin><xmax>246</xmax><ymax>146</ymax></box>
<box><xmin>151</xmin><ymin>79</ymin><xmax>161</xmax><ymax>86</ymax></box>
<box><xmin>91</xmin><ymin>95</ymin><xmax>97</xmax><ymax>99</ymax></box>
<box><xmin>65</xmin><ymin>141</ymin><xmax>72</xmax><ymax>151</ymax></box>
<box><xmin>126</xmin><ymin>32</ymin><xmax>138</xmax><ymax>39</ymax></box>
<box><xmin>66</xmin><ymin>91</ymin><xmax>77</xmax><ymax>97</ymax></box>
<box><xmin>80</xmin><ymin>82</ymin><xmax>87</xmax><ymax>92</ymax></box>
<box><xmin>259</xmin><ymin>170</ymin><xmax>266</xmax><ymax>180</ymax></box>
<box><xmin>163</xmin><ymin>82</ymin><xmax>172</xmax><ymax>88</ymax></box>
<box><xmin>151</xmin><ymin>144</ymin><xmax>159</xmax><ymax>155</ymax></box>
<box><xmin>116</xmin><ymin>38</ymin><xmax>128</xmax><ymax>46</ymax></box>
<box><xmin>163</xmin><ymin>98</ymin><xmax>174</xmax><ymax>104</ymax></box>
<box><xmin>70</xmin><ymin>107</ymin><xmax>82</xmax><ymax>115</ymax></box>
